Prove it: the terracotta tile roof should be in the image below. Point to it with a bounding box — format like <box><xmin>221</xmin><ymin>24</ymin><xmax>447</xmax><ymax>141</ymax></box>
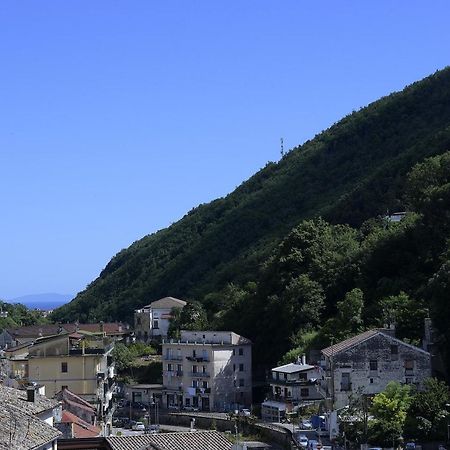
<box><xmin>321</xmin><ymin>329</ymin><xmax>384</xmax><ymax>357</ymax></box>
<box><xmin>56</xmin><ymin>388</ymin><xmax>96</xmax><ymax>412</ymax></box>
<box><xmin>61</xmin><ymin>410</ymin><xmax>101</xmax><ymax>438</ymax></box>
<box><xmin>6</xmin><ymin>324</ymin><xmax>65</xmax><ymax>339</ymax></box>
<box><xmin>107</xmin><ymin>431</ymin><xmax>232</xmax><ymax>450</ymax></box>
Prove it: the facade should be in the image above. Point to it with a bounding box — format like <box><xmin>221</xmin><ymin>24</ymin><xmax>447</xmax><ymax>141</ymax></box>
<box><xmin>262</xmin><ymin>361</ymin><xmax>322</xmax><ymax>422</ymax></box>
<box><xmin>320</xmin><ymin>329</ymin><xmax>432</xmax><ymax>410</ymax></box>
<box><xmin>162</xmin><ymin>330</ymin><xmax>252</xmax><ymax>412</ymax></box>
<box><xmin>0</xmin><ymin>384</ymin><xmax>62</xmax><ymax>450</ymax></box>
<box><xmin>134</xmin><ymin>297</ymin><xmax>187</xmax><ymax>341</ymax></box>
<box><xmin>26</xmin><ymin>332</ymin><xmax>116</xmax><ymax>427</ymax></box>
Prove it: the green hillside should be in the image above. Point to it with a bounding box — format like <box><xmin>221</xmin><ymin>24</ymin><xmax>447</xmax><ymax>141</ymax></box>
<box><xmin>52</xmin><ymin>68</ymin><xmax>450</xmax><ymax>370</ymax></box>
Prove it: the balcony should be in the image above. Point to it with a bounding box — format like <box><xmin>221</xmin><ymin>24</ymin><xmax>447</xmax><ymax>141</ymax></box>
<box><xmin>186</xmin><ymin>356</ymin><xmax>209</xmax><ymax>362</ymax></box>
<box><xmin>195</xmin><ymin>387</ymin><xmax>211</xmax><ymax>395</ymax></box>
<box><xmin>190</xmin><ymin>371</ymin><xmax>210</xmax><ymax>378</ymax></box>
<box><xmin>163</xmin><ymin>355</ymin><xmax>183</xmax><ymax>361</ymax></box>
<box><xmin>270</xmin><ymin>378</ymin><xmax>314</xmax><ymax>386</ymax></box>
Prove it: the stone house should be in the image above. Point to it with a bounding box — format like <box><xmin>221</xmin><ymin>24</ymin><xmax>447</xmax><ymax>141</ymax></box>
<box><xmin>320</xmin><ymin>328</ymin><xmax>432</xmax><ymax>410</ymax></box>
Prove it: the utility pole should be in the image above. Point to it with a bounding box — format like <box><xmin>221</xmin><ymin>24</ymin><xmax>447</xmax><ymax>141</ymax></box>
<box><xmin>280</xmin><ymin>138</ymin><xmax>285</xmax><ymax>157</ymax></box>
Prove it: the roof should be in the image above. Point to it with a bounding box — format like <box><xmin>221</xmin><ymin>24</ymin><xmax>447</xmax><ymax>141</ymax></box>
<box><xmin>0</xmin><ymin>405</ymin><xmax>61</xmax><ymax>450</ymax></box>
<box><xmin>272</xmin><ymin>363</ymin><xmax>315</xmax><ymax>373</ymax></box>
<box><xmin>56</xmin><ymin>388</ymin><xmax>96</xmax><ymax>413</ymax></box>
<box><xmin>5</xmin><ymin>324</ymin><xmax>66</xmax><ymax>339</ymax></box>
<box><xmin>147</xmin><ymin>297</ymin><xmax>187</xmax><ymax>310</ymax></box>
<box><xmin>0</xmin><ymin>385</ymin><xmax>61</xmax><ymax>449</ymax></box>
<box><xmin>321</xmin><ymin>329</ymin><xmax>430</xmax><ymax>357</ymax></box>
<box><xmin>0</xmin><ymin>384</ymin><xmax>59</xmax><ymax>415</ymax></box>
<box><xmin>61</xmin><ymin>410</ymin><xmax>101</xmax><ymax>438</ymax></box>
<box><xmin>5</xmin><ymin>322</ymin><xmax>128</xmax><ymax>340</ymax></box>
<box><xmin>107</xmin><ymin>431</ymin><xmax>232</xmax><ymax>450</ymax></box>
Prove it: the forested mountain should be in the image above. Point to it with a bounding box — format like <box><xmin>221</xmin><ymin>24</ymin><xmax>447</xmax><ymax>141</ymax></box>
<box><xmin>52</xmin><ymin>68</ymin><xmax>450</xmax><ymax>374</ymax></box>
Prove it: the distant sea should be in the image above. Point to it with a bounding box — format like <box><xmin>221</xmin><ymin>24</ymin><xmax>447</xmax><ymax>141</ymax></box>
<box><xmin>10</xmin><ymin>293</ymin><xmax>73</xmax><ymax>311</ymax></box>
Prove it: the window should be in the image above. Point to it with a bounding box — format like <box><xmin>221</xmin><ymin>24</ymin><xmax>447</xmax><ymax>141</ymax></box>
<box><xmin>192</xmin><ymin>397</ymin><xmax>199</xmax><ymax>407</ymax></box>
<box><xmin>239</xmin><ymin>363</ymin><xmax>244</xmax><ymax>372</ymax></box>
<box><xmin>202</xmin><ymin>381</ymin><xmax>208</xmax><ymax>389</ymax></box>
<box><xmin>370</xmin><ymin>378</ymin><xmax>374</xmax><ymax>384</ymax></box>
<box><xmin>153</xmin><ymin>320</ymin><xmax>159</xmax><ymax>329</ymax></box>
<box><xmin>391</xmin><ymin>345</ymin><xmax>399</xmax><ymax>361</ymax></box>
<box><xmin>233</xmin><ymin>364</ymin><xmax>236</xmax><ymax>372</ymax></box>
<box><xmin>341</xmin><ymin>373</ymin><xmax>351</xmax><ymax>391</ymax></box>
<box><xmin>185</xmin><ymin>398</ymin><xmax>190</xmax><ymax>406</ymax></box>
<box><xmin>239</xmin><ymin>348</ymin><xmax>244</xmax><ymax>356</ymax></box>
<box><xmin>192</xmin><ymin>350</ymin><xmax>196</xmax><ymax>358</ymax></box>
<box><xmin>299</xmin><ymin>372</ymin><xmax>307</xmax><ymax>380</ymax></box>
<box><xmin>369</xmin><ymin>360</ymin><xmax>378</xmax><ymax>371</ymax></box>
<box><xmin>239</xmin><ymin>379</ymin><xmax>245</xmax><ymax>387</ymax></box>
<box><xmin>300</xmin><ymin>388</ymin><xmax>309</xmax><ymax>397</ymax></box>
<box><xmin>192</xmin><ymin>380</ymin><xmax>199</xmax><ymax>388</ymax></box>
<box><xmin>202</xmin><ymin>366</ymin><xmax>207</xmax><ymax>373</ymax></box>
<box><xmin>177</xmin><ymin>364</ymin><xmax>182</xmax><ymax>372</ymax></box>
<box><xmin>404</xmin><ymin>360</ymin><xmax>414</xmax><ymax>375</ymax></box>
<box><xmin>168</xmin><ymin>363</ymin><xmax>173</xmax><ymax>371</ymax></box>
<box><xmin>192</xmin><ymin>365</ymin><xmax>198</xmax><ymax>373</ymax></box>
<box><xmin>233</xmin><ymin>349</ymin><xmax>236</xmax><ymax>356</ymax></box>
<box><xmin>61</xmin><ymin>362</ymin><xmax>68</xmax><ymax>373</ymax></box>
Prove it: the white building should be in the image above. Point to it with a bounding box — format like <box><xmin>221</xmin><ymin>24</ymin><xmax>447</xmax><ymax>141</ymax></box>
<box><xmin>162</xmin><ymin>330</ymin><xmax>252</xmax><ymax>412</ymax></box>
<box><xmin>134</xmin><ymin>297</ymin><xmax>187</xmax><ymax>341</ymax></box>
<box><xmin>261</xmin><ymin>360</ymin><xmax>322</xmax><ymax>422</ymax></box>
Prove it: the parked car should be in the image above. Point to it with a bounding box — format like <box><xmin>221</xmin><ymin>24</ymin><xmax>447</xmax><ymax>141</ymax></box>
<box><xmin>309</xmin><ymin>439</ymin><xmax>319</xmax><ymax>450</ymax></box>
<box><xmin>132</xmin><ymin>421</ymin><xmax>145</xmax><ymax>431</ymax></box>
<box><xmin>239</xmin><ymin>408</ymin><xmax>251</xmax><ymax>416</ymax></box>
<box><xmin>146</xmin><ymin>424</ymin><xmax>160</xmax><ymax>434</ymax></box>
<box><xmin>296</xmin><ymin>434</ymin><xmax>309</xmax><ymax>448</ymax></box>
<box><xmin>301</xmin><ymin>419</ymin><xmax>313</xmax><ymax>429</ymax></box>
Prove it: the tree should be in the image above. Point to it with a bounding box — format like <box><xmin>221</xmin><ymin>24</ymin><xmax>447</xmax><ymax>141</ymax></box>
<box><xmin>378</xmin><ymin>292</ymin><xmax>428</xmax><ymax>344</ymax></box>
<box><xmin>168</xmin><ymin>302</ymin><xmax>208</xmax><ymax>339</ymax></box>
<box><xmin>369</xmin><ymin>382</ymin><xmax>412</xmax><ymax>447</ymax></box>
<box><xmin>112</xmin><ymin>342</ymin><xmax>135</xmax><ymax>371</ymax></box>
<box><xmin>405</xmin><ymin>378</ymin><xmax>450</xmax><ymax>441</ymax></box>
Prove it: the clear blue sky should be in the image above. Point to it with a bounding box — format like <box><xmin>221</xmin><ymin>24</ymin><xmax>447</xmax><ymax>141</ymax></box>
<box><xmin>1</xmin><ymin>1</ymin><xmax>449</xmax><ymax>300</ymax></box>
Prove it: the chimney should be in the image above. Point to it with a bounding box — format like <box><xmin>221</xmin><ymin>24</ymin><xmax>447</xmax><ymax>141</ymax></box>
<box><xmin>302</xmin><ymin>355</ymin><xmax>306</xmax><ymax>365</ymax></box>
<box><xmin>27</xmin><ymin>386</ymin><xmax>35</xmax><ymax>403</ymax></box>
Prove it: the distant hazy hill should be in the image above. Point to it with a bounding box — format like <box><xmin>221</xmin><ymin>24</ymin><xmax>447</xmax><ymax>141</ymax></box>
<box><xmin>12</xmin><ymin>293</ymin><xmax>73</xmax><ymax>310</ymax></box>
<box><xmin>52</xmin><ymin>67</ymin><xmax>450</xmax><ymax>325</ymax></box>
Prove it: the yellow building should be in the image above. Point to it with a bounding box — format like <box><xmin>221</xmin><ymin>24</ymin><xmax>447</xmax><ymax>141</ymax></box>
<box><xmin>27</xmin><ymin>332</ymin><xmax>115</xmax><ymax>423</ymax></box>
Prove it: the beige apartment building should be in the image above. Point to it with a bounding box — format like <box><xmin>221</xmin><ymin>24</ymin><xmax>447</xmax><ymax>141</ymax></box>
<box><xmin>162</xmin><ymin>330</ymin><xmax>252</xmax><ymax>412</ymax></box>
<box><xmin>26</xmin><ymin>332</ymin><xmax>116</xmax><ymax>423</ymax></box>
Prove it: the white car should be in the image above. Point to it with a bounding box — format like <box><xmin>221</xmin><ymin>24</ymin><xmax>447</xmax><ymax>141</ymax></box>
<box><xmin>239</xmin><ymin>409</ymin><xmax>251</xmax><ymax>416</ymax></box>
<box><xmin>301</xmin><ymin>419</ymin><xmax>313</xmax><ymax>429</ymax></box>
<box><xmin>132</xmin><ymin>422</ymin><xmax>145</xmax><ymax>431</ymax></box>
<box><xmin>296</xmin><ymin>434</ymin><xmax>309</xmax><ymax>448</ymax></box>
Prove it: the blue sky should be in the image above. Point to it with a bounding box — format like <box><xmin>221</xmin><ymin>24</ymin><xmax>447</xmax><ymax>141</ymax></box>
<box><xmin>1</xmin><ymin>1</ymin><xmax>449</xmax><ymax>300</ymax></box>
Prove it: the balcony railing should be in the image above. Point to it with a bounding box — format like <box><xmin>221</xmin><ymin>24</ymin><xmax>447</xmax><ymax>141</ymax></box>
<box><xmin>190</xmin><ymin>372</ymin><xmax>210</xmax><ymax>378</ymax></box>
<box><xmin>270</xmin><ymin>378</ymin><xmax>312</xmax><ymax>386</ymax></box>
<box><xmin>186</xmin><ymin>356</ymin><xmax>209</xmax><ymax>362</ymax></box>
<box><xmin>163</xmin><ymin>355</ymin><xmax>183</xmax><ymax>361</ymax></box>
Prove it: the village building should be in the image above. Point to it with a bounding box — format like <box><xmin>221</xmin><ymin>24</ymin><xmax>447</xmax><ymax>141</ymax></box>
<box><xmin>320</xmin><ymin>328</ymin><xmax>432</xmax><ymax>410</ymax></box>
<box><xmin>161</xmin><ymin>330</ymin><xmax>252</xmax><ymax>412</ymax></box>
<box><xmin>134</xmin><ymin>297</ymin><xmax>187</xmax><ymax>341</ymax></box>
<box><xmin>261</xmin><ymin>358</ymin><xmax>322</xmax><ymax>422</ymax></box>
